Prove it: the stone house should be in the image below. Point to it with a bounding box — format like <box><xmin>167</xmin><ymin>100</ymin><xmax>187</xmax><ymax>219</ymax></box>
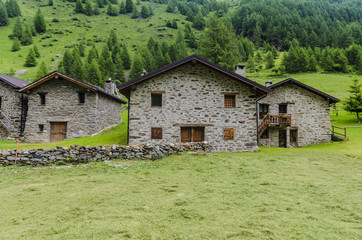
<box><xmin>118</xmin><ymin>55</ymin><xmax>270</xmax><ymax>152</ymax></box>
<box><xmin>18</xmin><ymin>71</ymin><xmax>126</xmax><ymax>142</ymax></box>
<box><xmin>0</xmin><ymin>74</ymin><xmax>30</xmax><ymax>139</ymax></box>
<box><xmin>257</xmin><ymin>78</ymin><xmax>339</xmax><ymax>148</ymax></box>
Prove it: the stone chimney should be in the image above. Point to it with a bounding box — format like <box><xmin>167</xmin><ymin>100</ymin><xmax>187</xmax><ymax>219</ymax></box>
<box><xmin>141</xmin><ymin>69</ymin><xmax>148</xmax><ymax>76</ymax></box>
<box><xmin>265</xmin><ymin>80</ymin><xmax>273</xmax><ymax>87</ymax></box>
<box><xmin>104</xmin><ymin>78</ymin><xmax>116</xmax><ymax>95</ymax></box>
<box><xmin>234</xmin><ymin>64</ymin><xmax>246</xmax><ymax>77</ymax></box>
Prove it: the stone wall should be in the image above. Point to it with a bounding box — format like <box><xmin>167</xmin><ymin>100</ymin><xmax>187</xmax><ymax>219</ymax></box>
<box><xmin>258</xmin><ymin>84</ymin><xmax>332</xmax><ymax>147</ymax></box>
<box><xmin>0</xmin><ymin>142</ymin><xmax>209</xmax><ymax>167</ymax></box>
<box><xmin>128</xmin><ymin>62</ymin><xmax>258</xmax><ymax>152</ymax></box>
<box><xmin>24</xmin><ymin>77</ymin><xmax>122</xmax><ymax>142</ymax></box>
<box><xmin>0</xmin><ymin>81</ymin><xmax>23</xmax><ymax>139</ymax></box>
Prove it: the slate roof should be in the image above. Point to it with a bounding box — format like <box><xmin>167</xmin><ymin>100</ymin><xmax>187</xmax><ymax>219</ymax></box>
<box><xmin>268</xmin><ymin>78</ymin><xmax>340</xmax><ymax>103</ymax></box>
<box><xmin>118</xmin><ymin>55</ymin><xmax>270</xmax><ymax>97</ymax></box>
<box><xmin>0</xmin><ymin>73</ymin><xmax>30</xmax><ymax>89</ymax></box>
<box><xmin>19</xmin><ymin>71</ymin><xmax>127</xmax><ymax>104</ymax></box>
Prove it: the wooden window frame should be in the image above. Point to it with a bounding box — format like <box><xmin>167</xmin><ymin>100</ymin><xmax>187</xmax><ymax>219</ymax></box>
<box><xmin>224</xmin><ymin>95</ymin><xmax>236</xmax><ymax>108</ymax></box>
<box><xmin>181</xmin><ymin>127</ymin><xmax>205</xmax><ymax>143</ymax></box>
<box><xmin>78</xmin><ymin>92</ymin><xmax>85</xmax><ymax>104</ymax></box>
<box><xmin>38</xmin><ymin>92</ymin><xmax>47</xmax><ymax>106</ymax></box>
<box><xmin>259</xmin><ymin>104</ymin><xmax>269</xmax><ymax>119</ymax></box>
<box><xmin>223</xmin><ymin>128</ymin><xmax>235</xmax><ymax>140</ymax></box>
<box><xmin>151</xmin><ymin>127</ymin><xmax>162</xmax><ymax>139</ymax></box>
<box><xmin>151</xmin><ymin>93</ymin><xmax>162</xmax><ymax>107</ymax></box>
<box><xmin>279</xmin><ymin>104</ymin><xmax>287</xmax><ymax>114</ymax></box>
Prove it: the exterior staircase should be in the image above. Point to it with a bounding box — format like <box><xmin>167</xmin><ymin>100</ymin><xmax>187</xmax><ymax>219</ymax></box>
<box><xmin>258</xmin><ymin>114</ymin><xmax>292</xmax><ymax>137</ymax></box>
<box><xmin>0</xmin><ymin>110</ymin><xmax>14</xmax><ymax>133</ymax></box>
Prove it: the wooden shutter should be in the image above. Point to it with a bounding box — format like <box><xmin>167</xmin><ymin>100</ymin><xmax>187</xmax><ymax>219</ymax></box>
<box><xmin>223</xmin><ymin>128</ymin><xmax>235</xmax><ymax>140</ymax></box>
<box><xmin>224</xmin><ymin>95</ymin><xmax>236</xmax><ymax>108</ymax></box>
<box><xmin>181</xmin><ymin>127</ymin><xmax>191</xmax><ymax>143</ymax></box>
<box><xmin>151</xmin><ymin>128</ymin><xmax>162</xmax><ymax>139</ymax></box>
<box><xmin>192</xmin><ymin>127</ymin><xmax>205</xmax><ymax>142</ymax></box>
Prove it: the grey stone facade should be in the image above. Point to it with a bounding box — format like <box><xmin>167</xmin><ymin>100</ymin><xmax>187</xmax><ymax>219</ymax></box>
<box><xmin>128</xmin><ymin>62</ymin><xmax>259</xmax><ymax>152</ymax></box>
<box><xmin>257</xmin><ymin>84</ymin><xmax>332</xmax><ymax>147</ymax></box>
<box><xmin>0</xmin><ymin>81</ymin><xmax>24</xmax><ymax>139</ymax></box>
<box><xmin>23</xmin><ymin>77</ymin><xmax>123</xmax><ymax>142</ymax></box>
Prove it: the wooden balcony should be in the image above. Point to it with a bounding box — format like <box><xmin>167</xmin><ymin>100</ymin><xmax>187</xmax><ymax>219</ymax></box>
<box><xmin>258</xmin><ymin>114</ymin><xmax>292</xmax><ymax>137</ymax></box>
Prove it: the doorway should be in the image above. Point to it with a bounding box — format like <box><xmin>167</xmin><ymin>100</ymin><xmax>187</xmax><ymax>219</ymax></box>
<box><xmin>278</xmin><ymin>130</ymin><xmax>287</xmax><ymax>148</ymax></box>
<box><xmin>50</xmin><ymin>122</ymin><xmax>67</xmax><ymax>142</ymax></box>
<box><xmin>290</xmin><ymin>130</ymin><xmax>298</xmax><ymax>147</ymax></box>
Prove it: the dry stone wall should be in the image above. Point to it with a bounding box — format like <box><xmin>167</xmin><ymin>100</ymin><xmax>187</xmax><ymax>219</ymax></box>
<box><xmin>0</xmin><ymin>142</ymin><xmax>209</xmax><ymax>167</ymax></box>
<box><xmin>129</xmin><ymin>62</ymin><xmax>258</xmax><ymax>152</ymax></box>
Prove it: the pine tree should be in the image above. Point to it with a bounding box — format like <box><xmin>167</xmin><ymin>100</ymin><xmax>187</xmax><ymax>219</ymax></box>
<box><xmin>246</xmin><ymin>54</ymin><xmax>256</xmax><ymax>73</ymax></box>
<box><xmin>332</xmin><ymin>49</ymin><xmax>348</xmax><ymax>73</ymax></box>
<box><xmin>36</xmin><ymin>61</ymin><xmax>48</xmax><ymax>79</ymax></box>
<box><xmin>131</xmin><ymin>5</ymin><xmax>139</xmax><ymax>19</ymax></box>
<box><xmin>121</xmin><ymin>45</ymin><xmax>131</xmax><ymax>69</ymax></box>
<box><xmin>111</xmin><ymin>45</ymin><xmax>121</xmax><ymax>63</ymax></box>
<box><xmin>356</xmin><ymin>51</ymin><xmax>362</xmax><ymax>75</ymax></box>
<box><xmin>107</xmin><ymin>3</ymin><xmax>118</xmax><ymax>16</ymax></box>
<box><xmin>192</xmin><ymin>12</ymin><xmax>205</xmax><ymax>30</ymax></box>
<box><xmin>98</xmin><ymin>56</ymin><xmax>107</xmax><ymax>79</ymax></box>
<box><xmin>12</xmin><ymin>17</ymin><xmax>22</xmax><ymax>39</ymax></box>
<box><xmin>109</xmin><ymin>30</ymin><xmax>118</xmax><ymax>45</ymax></box>
<box><xmin>0</xmin><ymin>2</ymin><xmax>9</xmax><ymax>26</ymax></box>
<box><xmin>148</xmin><ymin>6</ymin><xmax>153</xmax><ymax>16</ymax></box>
<box><xmin>119</xmin><ymin>1</ymin><xmax>126</xmax><ymax>14</ymax></box>
<box><xmin>48</xmin><ymin>0</ymin><xmax>54</xmax><ymax>6</ymax></box>
<box><xmin>33</xmin><ymin>45</ymin><xmax>40</xmax><ymax>58</ymax></box>
<box><xmin>79</xmin><ymin>42</ymin><xmax>85</xmax><ymax>57</ymax></box>
<box><xmin>84</xmin><ymin>0</ymin><xmax>93</xmax><ymax>16</ymax></box>
<box><xmin>96</xmin><ymin>0</ymin><xmax>105</xmax><ymax>8</ymax></box>
<box><xmin>125</xmin><ymin>0</ymin><xmax>133</xmax><ymax>13</ymax></box>
<box><xmin>87</xmin><ymin>45</ymin><xmax>99</xmax><ymax>63</ymax></box>
<box><xmin>34</xmin><ymin>9</ymin><xmax>46</xmax><ymax>33</ymax></box>
<box><xmin>85</xmin><ymin>59</ymin><xmax>102</xmax><ymax>86</ymax></box>
<box><xmin>70</xmin><ymin>50</ymin><xmax>83</xmax><ymax>80</ymax></box>
<box><xmin>24</xmin><ymin>48</ymin><xmax>37</xmax><ymax>67</ymax></box>
<box><xmin>141</xmin><ymin>5</ymin><xmax>149</xmax><ymax>18</ymax></box>
<box><xmin>141</xmin><ymin>48</ymin><xmax>156</xmax><ymax>72</ymax></box>
<box><xmin>102</xmin><ymin>44</ymin><xmax>110</xmax><ymax>60</ymax></box>
<box><xmin>166</xmin><ymin>2</ymin><xmax>175</xmax><ymax>13</ymax></box>
<box><xmin>129</xmin><ymin>55</ymin><xmax>143</xmax><ymax>79</ymax></box>
<box><xmin>20</xmin><ymin>25</ymin><xmax>33</xmax><ymax>46</ymax></box>
<box><xmin>5</xmin><ymin>0</ymin><xmax>21</xmax><ymax>18</ymax></box>
<box><xmin>265</xmin><ymin>51</ymin><xmax>274</xmax><ymax>69</ymax></box>
<box><xmin>61</xmin><ymin>49</ymin><xmax>73</xmax><ymax>75</ymax></box>
<box><xmin>75</xmin><ymin>0</ymin><xmax>84</xmax><ymax>13</ymax></box>
<box><xmin>93</xmin><ymin>4</ymin><xmax>100</xmax><ymax>15</ymax></box>
<box><xmin>198</xmin><ymin>14</ymin><xmax>238</xmax><ymax>70</ymax></box>
<box><xmin>11</xmin><ymin>38</ymin><xmax>20</xmax><ymax>52</ymax></box>
<box><xmin>184</xmin><ymin>23</ymin><xmax>197</xmax><ymax>49</ymax></box>
<box><xmin>113</xmin><ymin>53</ymin><xmax>125</xmax><ymax>83</ymax></box>
<box><xmin>105</xmin><ymin>57</ymin><xmax>115</xmax><ymax>79</ymax></box>
<box><xmin>344</xmin><ymin>78</ymin><xmax>362</xmax><ymax>123</ymax></box>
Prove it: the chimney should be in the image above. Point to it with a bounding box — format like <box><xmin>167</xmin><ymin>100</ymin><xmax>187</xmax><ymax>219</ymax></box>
<box><xmin>141</xmin><ymin>69</ymin><xmax>148</xmax><ymax>76</ymax></box>
<box><xmin>104</xmin><ymin>78</ymin><xmax>116</xmax><ymax>95</ymax></box>
<box><xmin>265</xmin><ymin>80</ymin><xmax>273</xmax><ymax>87</ymax></box>
<box><xmin>234</xmin><ymin>64</ymin><xmax>246</xmax><ymax>77</ymax></box>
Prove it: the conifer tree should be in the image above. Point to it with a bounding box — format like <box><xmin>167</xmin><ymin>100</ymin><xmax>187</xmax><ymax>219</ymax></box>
<box><xmin>36</xmin><ymin>61</ymin><xmax>48</xmax><ymax>79</ymax></box>
<box><xmin>119</xmin><ymin>1</ymin><xmax>126</xmax><ymax>14</ymax></box>
<box><xmin>87</xmin><ymin>45</ymin><xmax>99</xmax><ymax>63</ymax></box>
<box><xmin>111</xmin><ymin>45</ymin><xmax>122</xmax><ymax>63</ymax></box>
<box><xmin>12</xmin><ymin>17</ymin><xmax>22</xmax><ymax>39</ymax></box>
<box><xmin>105</xmin><ymin>57</ymin><xmax>115</xmax><ymax>79</ymax></box>
<box><xmin>141</xmin><ymin>5</ymin><xmax>149</xmax><ymax>18</ymax></box>
<box><xmin>34</xmin><ymin>9</ymin><xmax>46</xmax><ymax>33</ymax></box>
<box><xmin>102</xmin><ymin>44</ymin><xmax>110</xmax><ymax>60</ymax></box>
<box><xmin>70</xmin><ymin>54</ymin><xmax>83</xmax><ymax>80</ymax></box>
<box><xmin>184</xmin><ymin>23</ymin><xmax>197</xmax><ymax>49</ymax></box>
<box><xmin>20</xmin><ymin>25</ymin><xmax>33</xmax><ymax>46</ymax></box>
<box><xmin>166</xmin><ymin>2</ymin><xmax>175</xmax><ymax>13</ymax></box>
<box><xmin>265</xmin><ymin>51</ymin><xmax>274</xmax><ymax>69</ymax></box>
<box><xmin>48</xmin><ymin>0</ymin><xmax>54</xmax><ymax>6</ymax></box>
<box><xmin>75</xmin><ymin>0</ymin><xmax>84</xmax><ymax>13</ymax></box>
<box><xmin>131</xmin><ymin>5</ymin><xmax>139</xmax><ymax>19</ymax></box>
<box><xmin>61</xmin><ymin>49</ymin><xmax>73</xmax><ymax>75</ymax></box>
<box><xmin>175</xmin><ymin>30</ymin><xmax>187</xmax><ymax>60</ymax></box>
<box><xmin>93</xmin><ymin>4</ymin><xmax>100</xmax><ymax>15</ymax></box>
<box><xmin>84</xmin><ymin>0</ymin><xmax>93</xmax><ymax>16</ymax></box>
<box><xmin>97</xmin><ymin>0</ymin><xmax>105</xmax><ymax>8</ymax></box>
<box><xmin>98</xmin><ymin>56</ymin><xmax>107</xmax><ymax>79</ymax></box>
<box><xmin>192</xmin><ymin>12</ymin><xmax>205</xmax><ymax>30</ymax></box>
<box><xmin>109</xmin><ymin>30</ymin><xmax>118</xmax><ymax>45</ymax></box>
<box><xmin>107</xmin><ymin>3</ymin><xmax>118</xmax><ymax>16</ymax></box>
<box><xmin>0</xmin><ymin>2</ymin><xmax>8</xmax><ymax>26</ymax></box>
<box><xmin>125</xmin><ymin>0</ymin><xmax>133</xmax><ymax>13</ymax></box>
<box><xmin>78</xmin><ymin>42</ymin><xmax>85</xmax><ymax>57</ymax></box>
<box><xmin>33</xmin><ymin>45</ymin><xmax>40</xmax><ymax>58</ymax></box>
<box><xmin>344</xmin><ymin>78</ymin><xmax>362</xmax><ymax>123</ymax></box>
<box><xmin>129</xmin><ymin>55</ymin><xmax>143</xmax><ymax>79</ymax></box>
<box><xmin>24</xmin><ymin>48</ymin><xmax>37</xmax><ymax>67</ymax></box>
<box><xmin>85</xmin><ymin>59</ymin><xmax>102</xmax><ymax>86</ymax></box>
<box><xmin>121</xmin><ymin>45</ymin><xmax>131</xmax><ymax>69</ymax></box>
<box><xmin>141</xmin><ymin>48</ymin><xmax>156</xmax><ymax>72</ymax></box>
<box><xmin>246</xmin><ymin>54</ymin><xmax>256</xmax><ymax>73</ymax></box>
<box><xmin>5</xmin><ymin>0</ymin><xmax>21</xmax><ymax>18</ymax></box>
<box><xmin>11</xmin><ymin>38</ymin><xmax>20</xmax><ymax>52</ymax></box>
<box><xmin>356</xmin><ymin>51</ymin><xmax>362</xmax><ymax>75</ymax></box>
<box><xmin>113</xmin><ymin>53</ymin><xmax>125</xmax><ymax>83</ymax></box>
<box><xmin>148</xmin><ymin>6</ymin><xmax>153</xmax><ymax>16</ymax></box>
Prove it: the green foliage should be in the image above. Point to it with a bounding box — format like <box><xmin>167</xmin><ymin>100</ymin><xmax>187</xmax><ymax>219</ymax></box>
<box><xmin>85</xmin><ymin>59</ymin><xmax>102</xmax><ymax>86</ymax></box>
<box><xmin>166</xmin><ymin>2</ymin><xmax>175</xmax><ymax>13</ymax></box>
<box><xmin>78</xmin><ymin>42</ymin><xmax>85</xmax><ymax>57</ymax></box>
<box><xmin>5</xmin><ymin>0</ymin><xmax>21</xmax><ymax>18</ymax></box>
<box><xmin>125</xmin><ymin>0</ymin><xmax>133</xmax><ymax>13</ymax></box>
<box><xmin>70</xmin><ymin>46</ymin><xmax>83</xmax><ymax>80</ymax></box>
<box><xmin>75</xmin><ymin>0</ymin><xmax>84</xmax><ymax>14</ymax></box>
<box><xmin>24</xmin><ymin>48</ymin><xmax>37</xmax><ymax>67</ymax></box>
<box><xmin>107</xmin><ymin>3</ymin><xmax>118</xmax><ymax>17</ymax></box>
<box><xmin>192</xmin><ymin>12</ymin><xmax>205</xmax><ymax>30</ymax></box>
<box><xmin>33</xmin><ymin>45</ymin><xmax>40</xmax><ymax>58</ymax></box>
<box><xmin>198</xmin><ymin>14</ymin><xmax>238</xmax><ymax>70</ymax></box>
<box><xmin>33</xmin><ymin>9</ymin><xmax>46</xmax><ymax>33</ymax></box>
<box><xmin>129</xmin><ymin>55</ymin><xmax>143</xmax><ymax>79</ymax></box>
<box><xmin>131</xmin><ymin>5</ymin><xmax>139</xmax><ymax>19</ymax></box>
<box><xmin>48</xmin><ymin>0</ymin><xmax>54</xmax><ymax>7</ymax></box>
<box><xmin>11</xmin><ymin>38</ymin><xmax>20</xmax><ymax>52</ymax></box>
<box><xmin>246</xmin><ymin>54</ymin><xmax>256</xmax><ymax>73</ymax></box>
<box><xmin>184</xmin><ymin>23</ymin><xmax>197</xmax><ymax>49</ymax></box>
<box><xmin>140</xmin><ymin>5</ymin><xmax>149</xmax><ymax>18</ymax></box>
<box><xmin>84</xmin><ymin>0</ymin><xmax>93</xmax><ymax>16</ymax></box>
<box><xmin>113</xmin><ymin>53</ymin><xmax>125</xmax><ymax>83</ymax></box>
<box><xmin>61</xmin><ymin>49</ymin><xmax>73</xmax><ymax>75</ymax></box>
<box><xmin>119</xmin><ymin>1</ymin><xmax>126</xmax><ymax>14</ymax></box>
<box><xmin>20</xmin><ymin>25</ymin><xmax>32</xmax><ymax>46</ymax></box>
<box><xmin>0</xmin><ymin>2</ymin><xmax>9</xmax><ymax>26</ymax></box>
<box><xmin>36</xmin><ymin>61</ymin><xmax>48</xmax><ymax>79</ymax></box>
<box><xmin>12</xmin><ymin>17</ymin><xmax>22</xmax><ymax>39</ymax></box>
<box><xmin>121</xmin><ymin>45</ymin><xmax>131</xmax><ymax>69</ymax></box>
<box><xmin>344</xmin><ymin>78</ymin><xmax>362</xmax><ymax>123</ymax></box>
<box><xmin>265</xmin><ymin>51</ymin><xmax>274</xmax><ymax>69</ymax></box>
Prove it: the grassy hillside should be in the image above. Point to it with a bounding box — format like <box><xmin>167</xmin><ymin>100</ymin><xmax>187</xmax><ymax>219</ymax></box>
<box><xmin>0</xmin><ymin>0</ymin><xmax>192</xmax><ymax>81</ymax></box>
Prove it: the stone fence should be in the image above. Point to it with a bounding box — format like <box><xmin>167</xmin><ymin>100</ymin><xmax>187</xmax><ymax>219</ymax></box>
<box><xmin>0</xmin><ymin>142</ymin><xmax>209</xmax><ymax>167</ymax></box>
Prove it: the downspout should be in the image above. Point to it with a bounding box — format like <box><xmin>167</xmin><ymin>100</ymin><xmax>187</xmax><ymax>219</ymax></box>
<box><xmin>256</xmin><ymin>93</ymin><xmax>268</xmax><ymax>145</ymax></box>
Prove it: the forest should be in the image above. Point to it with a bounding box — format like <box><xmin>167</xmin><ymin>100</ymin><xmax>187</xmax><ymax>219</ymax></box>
<box><xmin>0</xmin><ymin>0</ymin><xmax>361</xmax><ymax>86</ymax></box>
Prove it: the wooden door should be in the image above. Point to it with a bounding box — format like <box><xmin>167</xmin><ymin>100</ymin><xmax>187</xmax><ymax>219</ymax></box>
<box><xmin>192</xmin><ymin>127</ymin><xmax>204</xmax><ymax>142</ymax></box>
<box><xmin>181</xmin><ymin>127</ymin><xmax>191</xmax><ymax>143</ymax></box>
<box><xmin>290</xmin><ymin>130</ymin><xmax>298</xmax><ymax>147</ymax></box>
<box><xmin>278</xmin><ymin>130</ymin><xmax>287</xmax><ymax>148</ymax></box>
<box><xmin>50</xmin><ymin>122</ymin><xmax>67</xmax><ymax>142</ymax></box>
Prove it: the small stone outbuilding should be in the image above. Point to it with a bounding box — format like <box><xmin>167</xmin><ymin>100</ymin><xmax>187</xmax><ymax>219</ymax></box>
<box><xmin>257</xmin><ymin>78</ymin><xmax>340</xmax><ymax>148</ymax></box>
<box><xmin>19</xmin><ymin>71</ymin><xmax>126</xmax><ymax>142</ymax></box>
<box><xmin>0</xmin><ymin>74</ymin><xmax>30</xmax><ymax>139</ymax></box>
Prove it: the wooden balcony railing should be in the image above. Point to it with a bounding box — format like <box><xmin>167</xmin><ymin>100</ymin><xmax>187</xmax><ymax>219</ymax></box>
<box><xmin>258</xmin><ymin>114</ymin><xmax>292</xmax><ymax>137</ymax></box>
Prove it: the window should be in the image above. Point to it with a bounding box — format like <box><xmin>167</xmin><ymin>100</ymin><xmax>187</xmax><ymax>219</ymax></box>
<box><xmin>259</xmin><ymin>104</ymin><xmax>269</xmax><ymax>119</ymax></box>
<box><xmin>181</xmin><ymin>127</ymin><xmax>205</xmax><ymax>143</ymax></box>
<box><xmin>151</xmin><ymin>94</ymin><xmax>162</xmax><ymax>107</ymax></box>
<box><xmin>223</xmin><ymin>128</ymin><xmax>235</xmax><ymax>140</ymax></box>
<box><xmin>260</xmin><ymin>129</ymin><xmax>269</xmax><ymax>139</ymax></box>
<box><xmin>151</xmin><ymin>127</ymin><xmax>162</xmax><ymax>139</ymax></box>
<box><xmin>279</xmin><ymin>104</ymin><xmax>287</xmax><ymax>114</ymax></box>
<box><xmin>224</xmin><ymin>95</ymin><xmax>236</xmax><ymax>108</ymax></box>
<box><xmin>38</xmin><ymin>124</ymin><xmax>44</xmax><ymax>132</ymax></box>
<box><xmin>78</xmin><ymin>92</ymin><xmax>85</xmax><ymax>104</ymax></box>
<box><xmin>38</xmin><ymin>93</ymin><xmax>46</xmax><ymax>105</ymax></box>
